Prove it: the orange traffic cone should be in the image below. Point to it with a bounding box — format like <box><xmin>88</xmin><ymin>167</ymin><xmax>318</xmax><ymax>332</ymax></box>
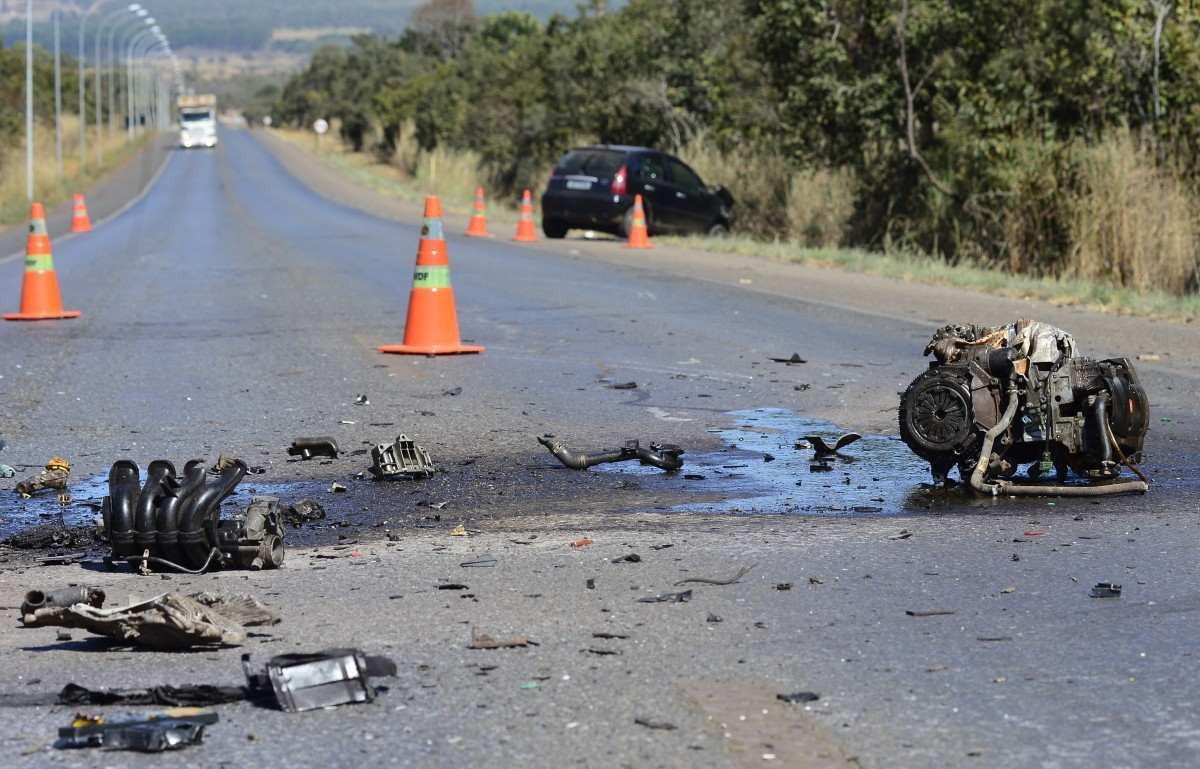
<box><xmin>70</xmin><ymin>193</ymin><xmax>92</xmax><ymax>233</ymax></box>
<box><xmin>4</xmin><ymin>203</ymin><xmax>81</xmax><ymax>322</ymax></box>
<box><xmin>624</xmin><ymin>194</ymin><xmax>653</xmax><ymax>249</ymax></box>
<box><xmin>513</xmin><ymin>189</ymin><xmax>538</xmax><ymax>242</ymax></box>
<box><xmin>465</xmin><ymin>187</ymin><xmax>491</xmax><ymax>238</ymax></box>
<box><xmin>379</xmin><ymin>195</ymin><xmax>484</xmax><ymax>356</ymax></box>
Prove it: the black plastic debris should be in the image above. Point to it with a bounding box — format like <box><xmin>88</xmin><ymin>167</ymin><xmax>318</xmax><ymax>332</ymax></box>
<box><xmin>59</xmin><ymin>683</ymin><xmax>246</xmax><ymax>707</ymax></box>
<box><xmin>612</xmin><ymin>553</ymin><xmax>642</xmax><ymax>564</ymax></box>
<box><xmin>442</xmin><ymin>387</ymin><xmax>463</xmax><ymax>397</ymax></box>
<box><xmin>674</xmin><ymin>565</ymin><xmax>753</xmax><ymax>586</ymax></box>
<box><xmin>243</xmin><ymin>648</ymin><xmax>397</xmax><ymax>713</ymax></box>
<box><xmin>3</xmin><ymin>522</ymin><xmax>93</xmax><ymax>550</ymax></box>
<box><xmin>460</xmin><ymin>555</ymin><xmax>498</xmax><ymax>568</ymax></box>
<box><xmin>57</xmin><ymin>711</ymin><xmax>218</xmax><ymax>752</ymax></box>
<box><xmin>608</xmin><ymin>381</ymin><xmax>638</xmax><ymax>390</ymax></box>
<box><xmin>706</xmin><ymin>612</ymin><xmax>723</xmax><ymax>623</ymax></box>
<box><xmin>1090</xmin><ymin>582</ymin><xmax>1122</xmax><ymax>598</ymax></box>
<box><xmin>438</xmin><ymin>583</ymin><xmax>469</xmax><ymax>590</ymax></box>
<box><xmin>287</xmin><ymin>437</ymin><xmax>340</xmax><ymax>460</ymax></box>
<box><xmin>353</xmin><ymin>394</ymin><xmax>369</xmax><ymax>406</ymax></box>
<box><xmin>637</xmin><ymin>590</ymin><xmax>692</xmax><ymax>603</ymax></box>
<box><xmin>774</xmin><ymin>583</ymin><xmax>793</xmax><ymax>591</ymax></box>
<box><xmin>769</xmin><ymin>353</ymin><xmax>807</xmax><ymax>364</ymax></box>
<box><xmin>634</xmin><ymin>717</ymin><xmax>677</xmax><ymax>730</ymax></box>
<box><xmin>369</xmin><ymin>435</ymin><xmax>435</xmax><ymax>480</ymax></box>
<box><xmin>805</xmin><ymin>433</ymin><xmax>862</xmax><ymax>456</ymax></box>
<box><xmin>777</xmin><ymin>691</ymin><xmax>820</xmax><ymax>704</ymax></box>
<box><xmin>284</xmin><ymin>499</ymin><xmax>326</xmax><ymax>527</ymax></box>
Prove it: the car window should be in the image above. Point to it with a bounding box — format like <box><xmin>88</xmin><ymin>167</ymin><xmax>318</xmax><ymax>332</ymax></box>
<box><xmin>640</xmin><ymin>156</ymin><xmax>665</xmax><ymax>183</ymax></box>
<box><xmin>556</xmin><ymin>149</ymin><xmax>624</xmax><ymax>177</ymax></box>
<box><xmin>667</xmin><ymin>159</ymin><xmax>703</xmax><ymax>191</ymax></box>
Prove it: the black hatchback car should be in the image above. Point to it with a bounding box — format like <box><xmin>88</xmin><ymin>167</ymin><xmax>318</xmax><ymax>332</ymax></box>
<box><xmin>540</xmin><ymin>145</ymin><xmax>733</xmax><ymax>239</ymax></box>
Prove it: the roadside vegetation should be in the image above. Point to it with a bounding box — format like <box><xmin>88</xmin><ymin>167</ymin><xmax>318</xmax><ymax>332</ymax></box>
<box><xmin>272</xmin><ymin>0</ymin><xmax>1200</xmax><ymax>314</ymax></box>
<box><xmin>0</xmin><ymin>41</ymin><xmax>146</xmax><ymax>228</ymax></box>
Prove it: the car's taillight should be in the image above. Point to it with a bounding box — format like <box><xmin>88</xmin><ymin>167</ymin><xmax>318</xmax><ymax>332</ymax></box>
<box><xmin>611</xmin><ymin>164</ymin><xmax>627</xmax><ymax>196</ymax></box>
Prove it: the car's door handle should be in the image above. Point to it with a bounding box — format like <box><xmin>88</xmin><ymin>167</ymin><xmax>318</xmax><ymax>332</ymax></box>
<box><xmin>675</xmin><ymin>191</ymin><xmax>687</xmax><ymax>199</ymax></box>
<box><xmin>644</xmin><ymin>184</ymin><xmax>656</xmax><ymax>192</ymax></box>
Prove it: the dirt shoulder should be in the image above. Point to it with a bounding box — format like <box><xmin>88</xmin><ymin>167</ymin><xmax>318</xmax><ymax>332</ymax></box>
<box><xmin>255</xmin><ymin>128</ymin><xmax>1198</xmax><ymax>380</ymax></box>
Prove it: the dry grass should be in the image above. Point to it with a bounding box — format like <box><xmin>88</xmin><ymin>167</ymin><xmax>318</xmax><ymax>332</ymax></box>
<box><xmin>1068</xmin><ymin>129</ymin><xmax>1199</xmax><ymax>295</ymax></box>
<box><xmin>0</xmin><ymin>115</ymin><xmax>145</xmax><ymax>227</ymax></box>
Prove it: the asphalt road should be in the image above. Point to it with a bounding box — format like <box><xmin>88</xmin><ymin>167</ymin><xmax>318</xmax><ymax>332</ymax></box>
<box><xmin>0</xmin><ymin>127</ymin><xmax>1196</xmax><ymax>769</ymax></box>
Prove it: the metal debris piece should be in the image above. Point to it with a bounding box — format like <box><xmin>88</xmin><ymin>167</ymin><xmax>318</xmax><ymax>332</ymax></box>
<box><xmin>243</xmin><ymin>648</ymin><xmax>397</xmax><ymax>713</ymax></box>
<box><xmin>612</xmin><ymin>553</ymin><xmax>642</xmax><ymax>563</ymax></box>
<box><xmin>21</xmin><ymin>586</ymin><xmax>105</xmax><ymax>616</ymax></box>
<box><xmin>469</xmin><ymin>627</ymin><xmax>531</xmax><ymax>649</ymax></box>
<box><xmin>706</xmin><ymin>612</ymin><xmax>723</xmax><ymax>623</ymax></box>
<box><xmin>284</xmin><ymin>498</ymin><xmax>326</xmax><ymax>527</ymax></box>
<box><xmin>777</xmin><ymin>691</ymin><xmax>820</xmax><ymax>704</ymax></box>
<box><xmin>769</xmin><ymin>353</ymin><xmax>807</xmax><ymax>364</ymax></box>
<box><xmin>0</xmin><ymin>463</ymin><xmax>14</xmax><ymax>478</ymax></box>
<box><xmin>216</xmin><ymin>497</ymin><xmax>286</xmax><ymax>571</ymax></box>
<box><xmin>14</xmin><ymin>457</ymin><xmax>71</xmax><ymax>498</ymax></box>
<box><xmin>369</xmin><ymin>434</ymin><xmax>435</xmax><ymax>480</ymax></box>
<box><xmin>21</xmin><ymin>592</ymin><xmax>279</xmax><ymax>650</ymax></box>
<box><xmin>58</xmin><ymin>683</ymin><xmax>246</xmax><ymax>707</ymax></box>
<box><xmin>460</xmin><ymin>555</ymin><xmax>497</xmax><ymax>568</ymax></box>
<box><xmin>287</xmin><ymin>437</ymin><xmax>339</xmax><ymax>460</ymax></box>
<box><xmin>775</xmin><ymin>582</ymin><xmax>793</xmax><ymax>591</ymax></box>
<box><xmin>608</xmin><ymin>381</ymin><xmax>638</xmax><ymax>390</ymax></box>
<box><xmin>449</xmin><ymin>524</ymin><xmax>467</xmax><ymax>537</ymax></box>
<box><xmin>673</xmin><ymin>564</ymin><xmax>754</xmax><ymax>586</ymax></box>
<box><xmin>906</xmin><ymin>609</ymin><xmax>957</xmax><ymax>617</ymax></box>
<box><xmin>57</xmin><ymin>711</ymin><xmax>218</xmax><ymax>752</ymax></box>
<box><xmin>353</xmin><ymin>394</ymin><xmax>370</xmax><ymax>406</ymax></box>
<box><xmin>636</xmin><ymin>590</ymin><xmax>692</xmax><ymax>604</ymax></box>
<box><xmin>329</xmin><ymin>482</ymin><xmax>347</xmax><ymax>493</ymax></box>
<box><xmin>1090</xmin><ymin>582</ymin><xmax>1122</xmax><ymax>598</ymax></box>
<box><xmin>805</xmin><ymin>433</ymin><xmax>862</xmax><ymax>456</ymax></box>
<box><xmin>537</xmin><ymin>436</ymin><xmax>684</xmax><ymax>472</ymax></box>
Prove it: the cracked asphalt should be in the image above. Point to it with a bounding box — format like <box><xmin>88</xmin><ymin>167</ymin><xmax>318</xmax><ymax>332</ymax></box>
<box><xmin>0</xmin><ymin>127</ymin><xmax>1196</xmax><ymax>769</ymax></box>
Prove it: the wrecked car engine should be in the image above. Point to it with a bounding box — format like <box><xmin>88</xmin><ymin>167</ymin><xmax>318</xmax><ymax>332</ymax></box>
<box><xmin>101</xmin><ymin>458</ymin><xmax>285</xmax><ymax>573</ymax></box>
<box><xmin>899</xmin><ymin>320</ymin><xmax>1149</xmax><ymax>496</ymax></box>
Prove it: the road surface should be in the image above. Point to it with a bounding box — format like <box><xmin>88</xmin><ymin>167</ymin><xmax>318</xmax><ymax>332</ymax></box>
<box><xmin>0</xmin><ymin>128</ymin><xmax>1196</xmax><ymax>769</ymax></box>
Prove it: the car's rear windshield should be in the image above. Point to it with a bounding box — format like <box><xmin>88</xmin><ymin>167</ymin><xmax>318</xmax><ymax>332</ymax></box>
<box><xmin>181</xmin><ymin>110</ymin><xmax>213</xmax><ymax>123</ymax></box>
<box><xmin>555</xmin><ymin>149</ymin><xmax>625</xmax><ymax>177</ymax></box>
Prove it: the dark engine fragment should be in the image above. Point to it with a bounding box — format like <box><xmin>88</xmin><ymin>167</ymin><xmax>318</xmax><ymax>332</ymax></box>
<box><xmin>899</xmin><ymin>320</ymin><xmax>1149</xmax><ymax>496</ymax></box>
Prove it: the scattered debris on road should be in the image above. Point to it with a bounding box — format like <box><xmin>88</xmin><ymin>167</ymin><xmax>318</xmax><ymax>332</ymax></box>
<box><xmin>769</xmin><ymin>353</ymin><xmax>807</xmax><ymax>364</ymax></box>
<box><xmin>21</xmin><ymin>586</ymin><xmax>105</xmax><ymax>615</ymax></box>
<box><xmin>287</xmin><ymin>437</ymin><xmax>340</xmax><ymax>460</ymax></box>
<box><xmin>1090</xmin><ymin>582</ymin><xmax>1122</xmax><ymax>598</ymax></box>
<box><xmin>59</xmin><ymin>682</ymin><xmax>246</xmax><ymax>707</ymax></box>
<box><xmin>3</xmin><ymin>521</ymin><xmax>93</xmax><ymax>549</ymax></box>
<box><xmin>805</xmin><ymin>434</ymin><xmax>862</xmax><ymax>457</ymax></box>
<box><xmin>674</xmin><ymin>564</ymin><xmax>753</xmax><ymax>586</ymax></box>
<box><xmin>353</xmin><ymin>394</ymin><xmax>370</xmax><ymax>406</ymax></box>
<box><xmin>569</xmin><ymin>538</ymin><xmax>593</xmax><ymax>548</ymax></box>
<box><xmin>21</xmin><ymin>591</ymin><xmax>279</xmax><ymax>650</ymax></box>
<box><xmin>777</xmin><ymin>691</ymin><xmax>820</xmax><ymax>704</ymax></box>
<box><xmin>243</xmin><ymin>648</ymin><xmax>397</xmax><ymax>712</ymax></box>
<box><xmin>637</xmin><ymin>589</ymin><xmax>692</xmax><ymax>603</ymax></box>
<box><xmin>284</xmin><ymin>498</ymin><xmax>326</xmax><ymax>527</ymax></box>
<box><xmin>14</xmin><ymin>456</ymin><xmax>71</xmax><ymax>498</ymax></box>
<box><xmin>57</xmin><ymin>710</ymin><xmax>218</xmax><ymax>752</ymax></box>
<box><xmin>634</xmin><ymin>716</ymin><xmax>677</xmax><ymax>730</ymax></box>
<box><xmin>460</xmin><ymin>554</ymin><xmax>497</xmax><ymax>568</ymax></box>
<box><xmin>469</xmin><ymin>627</ymin><xmax>532</xmax><ymax>649</ymax></box>
<box><xmin>538</xmin><ymin>436</ymin><xmax>684</xmax><ymax>471</ymax></box>
<box><xmin>608</xmin><ymin>381</ymin><xmax>638</xmax><ymax>390</ymax></box>
<box><xmin>329</xmin><ymin>482</ymin><xmax>347</xmax><ymax>493</ymax></box>
<box><xmin>369</xmin><ymin>434</ymin><xmax>435</xmax><ymax>479</ymax></box>
<box><xmin>612</xmin><ymin>553</ymin><xmax>642</xmax><ymax>563</ymax></box>
<box><xmin>905</xmin><ymin>609</ymin><xmax>957</xmax><ymax>617</ymax></box>
<box><xmin>0</xmin><ymin>463</ymin><xmax>15</xmax><ymax>478</ymax></box>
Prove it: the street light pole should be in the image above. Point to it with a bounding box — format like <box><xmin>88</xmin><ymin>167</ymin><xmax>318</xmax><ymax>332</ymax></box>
<box><xmin>25</xmin><ymin>0</ymin><xmax>33</xmax><ymax>201</ymax></box>
<box><xmin>109</xmin><ymin>10</ymin><xmax>148</xmax><ymax>142</ymax></box>
<box><xmin>95</xmin><ymin>6</ymin><xmax>142</xmax><ymax>164</ymax></box>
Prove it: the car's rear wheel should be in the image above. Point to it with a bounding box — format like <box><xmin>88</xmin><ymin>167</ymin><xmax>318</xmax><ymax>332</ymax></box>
<box><xmin>707</xmin><ymin>221</ymin><xmax>730</xmax><ymax>238</ymax></box>
<box><xmin>542</xmin><ymin>218</ymin><xmax>568</xmax><ymax>239</ymax></box>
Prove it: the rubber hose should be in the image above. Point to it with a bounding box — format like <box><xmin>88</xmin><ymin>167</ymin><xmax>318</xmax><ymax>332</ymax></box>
<box><xmin>988</xmin><ymin>478</ymin><xmax>1148</xmax><ymax>496</ymax></box>
<box><xmin>156</xmin><ymin>460</ymin><xmax>206</xmax><ymax>565</ymax></box>
<box><xmin>107</xmin><ymin>460</ymin><xmax>141</xmax><ymax>557</ymax></box>
<box><xmin>635</xmin><ymin>446</ymin><xmax>684</xmax><ymax>471</ymax></box>
<box><xmin>133</xmin><ymin>460</ymin><xmax>176</xmax><ymax>552</ymax></box>
<box><xmin>537</xmin><ymin>437</ymin><xmax>627</xmax><ymax>470</ymax></box>
<box><xmin>969</xmin><ymin>384</ymin><xmax>1020</xmax><ymax>497</ymax></box>
<box><xmin>179</xmin><ymin>459</ymin><xmax>247</xmax><ymax>568</ymax></box>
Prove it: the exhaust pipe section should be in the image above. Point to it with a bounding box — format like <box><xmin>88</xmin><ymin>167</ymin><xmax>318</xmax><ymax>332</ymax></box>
<box><xmin>970</xmin><ymin>385</ymin><xmax>1148</xmax><ymax>498</ymax></box>
<box><xmin>537</xmin><ymin>436</ymin><xmax>684</xmax><ymax>472</ymax></box>
<box><xmin>101</xmin><ymin>459</ymin><xmax>285</xmax><ymax>574</ymax></box>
